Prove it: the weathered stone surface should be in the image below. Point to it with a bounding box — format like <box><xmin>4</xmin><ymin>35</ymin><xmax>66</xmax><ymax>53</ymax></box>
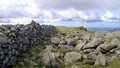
<box><xmin>83</xmin><ymin>38</ymin><xmax>103</xmax><ymax>49</ymax></box>
<box><xmin>94</xmin><ymin>52</ymin><xmax>106</xmax><ymax>66</ymax></box>
<box><xmin>75</xmin><ymin>41</ymin><xmax>86</xmax><ymax>51</ymax></box>
<box><xmin>71</xmin><ymin>64</ymin><xmax>79</xmax><ymax>68</ymax></box>
<box><xmin>109</xmin><ymin>56</ymin><xmax>118</xmax><ymax>62</ymax></box>
<box><xmin>98</xmin><ymin>39</ymin><xmax>118</xmax><ymax>53</ymax></box>
<box><xmin>115</xmin><ymin>50</ymin><xmax>120</xmax><ymax>55</ymax></box>
<box><xmin>51</xmin><ymin>37</ymin><xmax>61</xmax><ymax>45</ymax></box>
<box><xmin>45</xmin><ymin>60</ymin><xmax>59</xmax><ymax>68</ymax></box>
<box><xmin>59</xmin><ymin>40</ymin><xmax>66</xmax><ymax>45</ymax></box>
<box><xmin>66</xmin><ymin>38</ymin><xmax>74</xmax><ymax>46</ymax></box>
<box><xmin>58</xmin><ymin>45</ymin><xmax>74</xmax><ymax>52</ymax></box>
<box><xmin>64</xmin><ymin>52</ymin><xmax>82</xmax><ymax>63</ymax></box>
<box><xmin>83</xmin><ymin>59</ymin><xmax>95</xmax><ymax>65</ymax></box>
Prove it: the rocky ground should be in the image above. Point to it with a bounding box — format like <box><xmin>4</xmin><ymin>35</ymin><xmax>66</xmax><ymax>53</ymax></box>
<box><xmin>12</xmin><ymin>26</ymin><xmax>120</xmax><ymax>68</ymax></box>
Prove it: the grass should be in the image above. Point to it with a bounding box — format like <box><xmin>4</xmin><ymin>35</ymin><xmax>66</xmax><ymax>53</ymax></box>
<box><xmin>56</xmin><ymin>26</ymin><xmax>87</xmax><ymax>32</ymax></box>
<box><xmin>58</xmin><ymin>59</ymin><xmax>120</xmax><ymax>68</ymax></box>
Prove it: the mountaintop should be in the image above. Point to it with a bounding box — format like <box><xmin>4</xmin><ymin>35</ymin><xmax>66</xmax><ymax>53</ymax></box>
<box><xmin>0</xmin><ymin>21</ymin><xmax>120</xmax><ymax>68</ymax></box>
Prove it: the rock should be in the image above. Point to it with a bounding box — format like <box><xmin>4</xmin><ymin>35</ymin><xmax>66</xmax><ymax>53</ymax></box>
<box><xmin>53</xmin><ymin>52</ymin><xmax>61</xmax><ymax>58</ymax></box>
<box><xmin>94</xmin><ymin>52</ymin><xmax>106</xmax><ymax>66</ymax></box>
<box><xmin>0</xmin><ymin>20</ymin><xmax>57</xmax><ymax>67</ymax></box>
<box><xmin>66</xmin><ymin>38</ymin><xmax>74</xmax><ymax>46</ymax></box>
<box><xmin>83</xmin><ymin>59</ymin><xmax>95</xmax><ymax>65</ymax></box>
<box><xmin>42</xmin><ymin>45</ymin><xmax>56</xmax><ymax>65</ymax></box>
<box><xmin>51</xmin><ymin>37</ymin><xmax>61</xmax><ymax>45</ymax></box>
<box><xmin>0</xmin><ymin>36</ymin><xmax>8</xmax><ymax>44</ymax></box>
<box><xmin>74</xmin><ymin>41</ymin><xmax>86</xmax><ymax>51</ymax></box>
<box><xmin>42</xmin><ymin>50</ymin><xmax>53</xmax><ymax>65</ymax></box>
<box><xmin>58</xmin><ymin>45</ymin><xmax>74</xmax><ymax>52</ymax></box>
<box><xmin>64</xmin><ymin>52</ymin><xmax>82</xmax><ymax>63</ymax></box>
<box><xmin>59</xmin><ymin>40</ymin><xmax>66</xmax><ymax>45</ymax></box>
<box><xmin>83</xmin><ymin>53</ymin><xmax>97</xmax><ymax>65</ymax></box>
<box><xmin>83</xmin><ymin>38</ymin><xmax>103</xmax><ymax>49</ymax></box>
<box><xmin>98</xmin><ymin>41</ymin><xmax>117</xmax><ymax>53</ymax></box>
<box><xmin>111</xmin><ymin>38</ymin><xmax>120</xmax><ymax>46</ymax></box>
<box><xmin>71</xmin><ymin>64</ymin><xmax>79</xmax><ymax>68</ymax></box>
<box><xmin>83</xmin><ymin>49</ymin><xmax>94</xmax><ymax>54</ymax></box>
<box><xmin>45</xmin><ymin>45</ymin><xmax>54</xmax><ymax>51</ymax></box>
<box><xmin>84</xmin><ymin>34</ymin><xmax>91</xmax><ymax>41</ymax></box>
<box><xmin>109</xmin><ymin>48</ymin><xmax>117</xmax><ymax>53</ymax></box>
<box><xmin>94</xmin><ymin>32</ymin><xmax>105</xmax><ymax>38</ymax></box>
<box><xmin>115</xmin><ymin>50</ymin><xmax>120</xmax><ymax>55</ymax></box>
<box><xmin>110</xmin><ymin>56</ymin><xmax>118</xmax><ymax>62</ymax></box>
<box><xmin>45</xmin><ymin>60</ymin><xmax>59</xmax><ymax>68</ymax></box>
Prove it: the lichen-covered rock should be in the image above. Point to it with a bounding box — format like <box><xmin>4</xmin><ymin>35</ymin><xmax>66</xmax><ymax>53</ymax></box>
<box><xmin>74</xmin><ymin>41</ymin><xmax>86</xmax><ymax>51</ymax></box>
<box><xmin>83</xmin><ymin>38</ymin><xmax>103</xmax><ymax>49</ymax></box>
<box><xmin>94</xmin><ymin>52</ymin><xmax>106</xmax><ymax>66</ymax></box>
<box><xmin>51</xmin><ymin>37</ymin><xmax>61</xmax><ymax>45</ymax></box>
<box><xmin>64</xmin><ymin>52</ymin><xmax>82</xmax><ymax>63</ymax></box>
<box><xmin>98</xmin><ymin>39</ymin><xmax>119</xmax><ymax>53</ymax></box>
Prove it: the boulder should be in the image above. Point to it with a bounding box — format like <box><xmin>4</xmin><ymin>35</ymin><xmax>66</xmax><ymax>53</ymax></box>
<box><xmin>74</xmin><ymin>41</ymin><xmax>86</xmax><ymax>51</ymax></box>
<box><xmin>83</xmin><ymin>59</ymin><xmax>95</xmax><ymax>65</ymax></box>
<box><xmin>83</xmin><ymin>53</ymin><xmax>97</xmax><ymax>65</ymax></box>
<box><xmin>58</xmin><ymin>45</ymin><xmax>74</xmax><ymax>52</ymax></box>
<box><xmin>51</xmin><ymin>37</ymin><xmax>61</xmax><ymax>45</ymax></box>
<box><xmin>84</xmin><ymin>34</ymin><xmax>91</xmax><ymax>41</ymax></box>
<box><xmin>98</xmin><ymin>39</ymin><xmax>118</xmax><ymax>53</ymax></box>
<box><xmin>66</xmin><ymin>38</ymin><xmax>74</xmax><ymax>46</ymax></box>
<box><xmin>45</xmin><ymin>60</ymin><xmax>59</xmax><ymax>68</ymax></box>
<box><xmin>115</xmin><ymin>50</ymin><xmax>120</xmax><ymax>55</ymax></box>
<box><xmin>71</xmin><ymin>64</ymin><xmax>79</xmax><ymax>68</ymax></box>
<box><xmin>94</xmin><ymin>32</ymin><xmax>105</xmax><ymax>38</ymax></box>
<box><xmin>59</xmin><ymin>40</ymin><xmax>66</xmax><ymax>45</ymax></box>
<box><xmin>109</xmin><ymin>56</ymin><xmax>118</xmax><ymax>62</ymax></box>
<box><xmin>64</xmin><ymin>52</ymin><xmax>82</xmax><ymax>63</ymax></box>
<box><xmin>83</xmin><ymin>38</ymin><xmax>103</xmax><ymax>49</ymax></box>
<box><xmin>94</xmin><ymin>52</ymin><xmax>106</xmax><ymax>66</ymax></box>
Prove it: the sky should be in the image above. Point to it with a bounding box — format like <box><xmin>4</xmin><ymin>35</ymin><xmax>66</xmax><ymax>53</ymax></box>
<box><xmin>0</xmin><ymin>0</ymin><xmax>120</xmax><ymax>27</ymax></box>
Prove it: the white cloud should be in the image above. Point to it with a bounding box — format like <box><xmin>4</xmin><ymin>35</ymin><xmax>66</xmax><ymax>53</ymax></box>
<box><xmin>0</xmin><ymin>0</ymin><xmax>39</xmax><ymax>18</ymax></box>
<box><xmin>101</xmin><ymin>11</ymin><xmax>120</xmax><ymax>22</ymax></box>
<box><xmin>0</xmin><ymin>0</ymin><xmax>120</xmax><ymax>24</ymax></box>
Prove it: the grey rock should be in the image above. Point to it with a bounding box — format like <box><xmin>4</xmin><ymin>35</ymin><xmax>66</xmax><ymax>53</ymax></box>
<box><xmin>98</xmin><ymin>41</ymin><xmax>117</xmax><ymax>53</ymax></box>
<box><xmin>83</xmin><ymin>38</ymin><xmax>103</xmax><ymax>49</ymax></box>
<box><xmin>115</xmin><ymin>50</ymin><xmax>120</xmax><ymax>55</ymax></box>
<box><xmin>84</xmin><ymin>34</ymin><xmax>91</xmax><ymax>41</ymax></box>
<box><xmin>110</xmin><ymin>56</ymin><xmax>118</xmax><ymax>62</ymax></box>
<box><xmin>71</xmin><ymin>64</ymin><xmax>79</xmax><ymax>68</ymax></box>
<box><xmin>94</xmin><ymin>52</ymin><xmax>106</xmax><ymax>66</ymax></box>
<box><xmin>66</xmin><ymin>38</ymin><xmax>74</xmax><ymax>46</ymax></box>
<box><xmin>83</xmin><ymin>49</ymin><xmax>94</xmax><ymax>54</ymax></box>
<box><xmin>83</xmin><ymin>59</ymin><xmax>95</xmax><ymax>65</ymax></box>
<box><xmin>75</xmin><ymin>41</ymin><xmax>86</xmax><ymax>51</ymax></box>
<box><xmin>45</xmin><ymin>60</ymin><xmax>59</xmax><ymax>68</ymax></box>
<box><xmin>59</xmin><ymin>40</ymin><xmax>66</xmax><ymax>45</ymax></box>
<box><xmin>64</xmin><ymin>52</ymin><xmax>82</xmax><ymax>63</ymax></box>
<box><xmin>58</xmin><ymin>45</ymin><xmax>74</xmax><ymax>52</ymax></box>
<box><xmin>51</xmin><ymin>37</ymin><xmax>61</xmax><ymax>45</ymax></box>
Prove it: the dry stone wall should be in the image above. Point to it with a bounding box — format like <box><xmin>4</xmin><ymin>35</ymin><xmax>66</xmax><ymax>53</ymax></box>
<box><xmin>0</xmin><ymin>21</ymin><xmax>56</xmax><ymax>68</ymax></box>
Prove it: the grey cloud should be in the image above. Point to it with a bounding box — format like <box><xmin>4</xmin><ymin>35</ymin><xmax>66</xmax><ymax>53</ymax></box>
<box><xmin>35</xmin><ymin>0</ymin><xmax>120</xmax><ymax>10</ymax></box>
